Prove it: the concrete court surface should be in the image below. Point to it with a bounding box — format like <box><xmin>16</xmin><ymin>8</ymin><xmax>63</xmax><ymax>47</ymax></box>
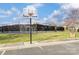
<box><xmin>0</xmin><ymin>40</ymin><xmax>79</xmax><ymax>55</ymax></box>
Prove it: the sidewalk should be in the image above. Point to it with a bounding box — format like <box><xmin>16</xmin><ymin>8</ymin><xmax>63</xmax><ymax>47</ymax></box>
<box><xmin>0</xmin><ymin>39</ymin><xmax>79</xmax><ymax>51</ymax></box>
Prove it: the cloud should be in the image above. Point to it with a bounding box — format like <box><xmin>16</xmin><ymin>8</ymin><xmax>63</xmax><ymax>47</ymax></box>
<box><xmin>0</xmin><ymin>7</ymin><xmax>21</xmax><ymax>17</ymax></box>
<box><xmin>0</xmin><ymin>9</ymin><xmax>13</xmax><ymax>19</ymax></box>
<box><xmin>11</xmin><ymin>7</ymin><xmax>21</xmax><ymax>16</ymax></box>
<box><xmin>48</xmin><ymin>10</ymin><xmax>61</xmax><ymax>19</ymax></box>
<box><xmin>0</xmin><ymin>8</ymin><xmax>15</xmax><ymax>19</ymax></box>
<box><xmin>60</xmin><ymin>3</ymin><xmax>79</xmax><ymax>15</ymax></box>
<box><xmin>22</xmin><ymin>3</ymin><xmax>79</xmax><ymax>26</ymax></box>
<box><xmin>0</xmin><ymin>9</ymin><xmax>12</xmax><ymax>16</ymax></box>
<box><xmin>44</xmin><ymin>3</ymin><xmax>79</xmax><ymax>26</ymax></box>
<box><xmin>58</xmin><ymin>3</ymin><xmax>79</xmax><ymax>25</ymax></box>
<box><xmin>70</xmin><ymin>4</ymin><xmax>79</xmax><ymax>9</ymax></box>
<box><xmin>0</xmin><ymin>7</ymin><xmax>22</xmax><ymax>25</ymax></box>
<box><xmin>21</xmin><ymin>3</ymin><xmax>44</xmax><ymax>24</ymax></box>
<box><xmin>11</xmin><ymin>7</ymin><xmax>17</xmax><ymax>12</ymax></box>
<box><xmin>6</xmin><ymin>10</ymin><xmax>13</xmax><ymax>15</ymax></box>
<box><xmin>31</xmin><ymin>3</ymin><xmax>44</xmax><ymax>8</ymax></box>
<box><xmin>42</xmin><ymin>10</ymin><xmax>61</xmax><ymax>26</ymax></box>
<box><xmin>23</xmin><ymin>3</ymin><xmax>44</xmax><ymax>16</ymax></box>
<box><xmin>0</xmin><ymin>15</ymin><xmax>8</xmax><ymax>18</ymax></box>
<box><xmin>43</xmin><ymin>17</ymin><xmax>48</xmax><ymax>21</ymax></box>
<box><xmin>0</xmin><ymin>4</ymin><xmax>44</xmax><ymax>25</ymax></box>
<box><xmin>61</xmin><ymin>3</ymin><xmax>79</xmax><ymax>9</ymax></box>
<box><xmin>60</xmin><ymin>4</ymin><xmax>79</xmax><ymax>18</ymax></box>
<box><xmin>23</xmin><ymin>6</ymin><xmax>37</xmax><ymax>16</ymax></box>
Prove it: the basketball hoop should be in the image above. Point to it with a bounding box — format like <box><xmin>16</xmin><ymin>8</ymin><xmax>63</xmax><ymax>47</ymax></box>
<box><xmin>23</xmin><ymin>6</ymin><xmax>37</xmax><ymax>44</ymax></box>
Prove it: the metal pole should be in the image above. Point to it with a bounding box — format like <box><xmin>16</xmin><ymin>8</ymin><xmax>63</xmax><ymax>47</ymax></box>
<box><xmin>30</xmin><ymin>17</ymin><xmax>32</xmax><ymax>44</ymax></box>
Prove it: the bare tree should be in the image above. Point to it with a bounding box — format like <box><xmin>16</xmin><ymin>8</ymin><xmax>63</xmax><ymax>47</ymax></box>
<box><xmin>64</xmin><ymin>8</ymin><xmax>79</xmax><ymax>31</ymax></box>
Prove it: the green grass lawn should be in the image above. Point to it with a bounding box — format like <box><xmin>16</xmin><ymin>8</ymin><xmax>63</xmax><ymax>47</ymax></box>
<box><xmin>0</xmin><ymin>31</ymin><xmax>78</xmax><ymax>44</ymax></box>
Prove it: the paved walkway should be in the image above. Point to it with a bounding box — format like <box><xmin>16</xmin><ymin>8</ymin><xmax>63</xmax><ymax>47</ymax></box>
<box><xmin>0</xmin><ymin>39</ymin><xmax>79</xmax><ymax>51</ymax></box>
